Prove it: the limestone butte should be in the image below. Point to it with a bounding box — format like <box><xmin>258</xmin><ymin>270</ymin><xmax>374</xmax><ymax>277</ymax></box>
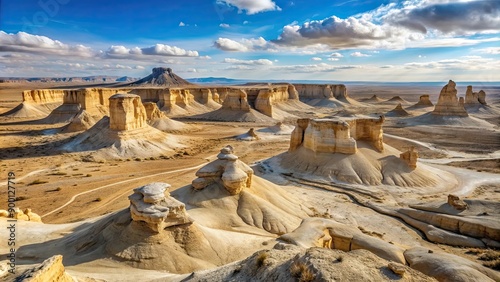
<box><xmin>400</xmin><ymin>147</ymin><xmax>418</xmax><ymax>170</ymax></box>
<box><xmin>109</xmin><ymin>93</ymin><xmax>147</xmax><ymax>131</ymax></box>
<box><xmin>465</xmin><ymin>85</ymin><xmax>487</xmax><ymax>105</ymax></box>
<box><xmin>432</xmin><ymin>80</ymin><xmax>468</xmax><ymax>116</ymax></box>
<box><xmin>412</xmin><ymin>95</ymin><xmax>434</xmax><ymax>107</ymax></box>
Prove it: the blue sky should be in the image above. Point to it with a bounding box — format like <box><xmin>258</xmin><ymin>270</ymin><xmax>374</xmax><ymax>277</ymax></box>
<box><xmin>0</xmin><ymin>0</ymin><xmax>499</xmax><ymax>81</ymax></box>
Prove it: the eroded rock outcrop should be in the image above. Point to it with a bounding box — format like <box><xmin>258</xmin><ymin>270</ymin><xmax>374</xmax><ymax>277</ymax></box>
<box><xmin>447</xmin><ymin>194</ymin><xmax>468</xmax><ymax>211</ymax></box>
<box><xmin>386</xmin><ymin>103</ymin><xmax>410</xmax><ymax>117</ymax></box>
<box><xmin>22</xmin><ymin>89</ymin><xmax>65</xmax><ymax>104</ymax></box>
<box><xmin>465</xmin><ymin>86</ymin><xmax>487</xmax><ymax>105</ymax></box>
<box><xmin>432</xmin><ymin>80</ymin><xmax>468</xmax><ymax>116</ymax></box>
<box><xmin>415</xmin><ymin>95</ymin><xmax>433</xmax><ymax>107</ymax></box>
<box><xmin>192</xmin><ymin>146</ymin><xmax>253</xmax><ymax>195</ymax></box>
<box><xmin>0</xmin><ymin>208</ymin><xmax>42</xmax><ymax>222</ymax></box>
<box><xmin>15</xmin><ymin>255</ymin><xmax>74</xmax><ymax>282</ymax></box>
<box><xmin>109</xmin><ymin>93</ymin><xmax>147</xmax><ymax>131</ymax></box>
<box><xmin>400</xmin><ymin>147</ymin><xmax>418</xmax><ymax>170</ymax></box>
<box><xmin>294</xmin><ymin>84</ymin><xmax>348</xmax><ymax>100</ymax></box>
<box><xmin>290</xmin><ymin>117</ymin><xmax>385</xmax><ymax>154</ymax></box>
<box><xmin>129</xmin><ymin>182</ymin><xmax>193</xmax><ymax>232</ymax></box>
<box><xmin>130</xmin><ymin>67</ymin><xmax>192</xmax><ymax>86</ymax></box>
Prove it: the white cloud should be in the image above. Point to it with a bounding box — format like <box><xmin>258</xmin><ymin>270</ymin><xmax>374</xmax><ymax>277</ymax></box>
<box><xmin>243</xmin><ymin>21</ymin><xmax>250</xmax><ymax>25</ymax></box>
<box><xmin>327</xmin><ymin>58</ymin><xmax>339</xmax><ymax>61</ymax></box>
<box><xmin>220</xmin><ymin>23</ymin><xmax>230</xmax><ymax>28</ymax></box>
<box><xmin>179</xmin><ymin>22</ymin><xmax>186</xmax><ymax>27</ymax></box>
<box><xmin>351</xmin><ymin>52</ymin><xmax>371</xmax><ymax>57</ymax></box>
<box><xmin>223</xmin><ymin>58</ymin><xmax>273</xmax><ymax>65</ymax></box>
<box><xmin>105</xmin><ymin>44</ymin><xmax>199</xmax><ymax>58</ymax></box>
<box><xmin>214</xmin><ymin>38</ymin><xmax>249</xmax><ymax>51</ymax></box>
<box><xmin>311</xmin><ymin>57</ymin><xmax>322</xmax><ymax>61</ymax></box>
<box><xmin>479</xmin><ymin>47</ymin><xmax>500</xmax><ymax>55</ymax></box>
<box><xmin>330</xmin><ymin>52</ymin><xmax>344</xmax><ymax>58</ymax></box>
<box><xmin>0</xmin><ymin>31</ymin><xmax>94</xmax><ymax>57</ymax></box>
<box><xmin>404</xmin><ymin>57</ymin><xmax>500</xmax><ymax>70</ymax></box>
<box><xmin>214</xmin><ymin>37</ymin><xmax>275</xmax><ymax>52</ymax></box>
<box><xmin>216</xmin><ymin>0</ymin><xmax>281</xmax><ymax>15</ymax></box>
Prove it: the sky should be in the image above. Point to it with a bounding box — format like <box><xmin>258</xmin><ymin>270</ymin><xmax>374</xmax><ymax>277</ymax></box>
<box><xmin>0</xmin><ymin>0</ymin><xmax>499</xmax><ymax>82</ymax></box>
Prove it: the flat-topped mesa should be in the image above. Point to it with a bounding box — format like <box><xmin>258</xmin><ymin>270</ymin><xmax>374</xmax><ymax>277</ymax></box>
<box><xmin>432</xmin><ymin>80</ymin><xmax>468</xmax><ymax>116</ymax></box>
<box><xmin>109</xmin><ymin>93</ymin><xmax>147</xmax><ymax>131</ymax></box>
<box><xmin>129</xmin><ymin>182</ymin><xmax>193</xmax><ymax>233</ymax></box>
<box><xmin>465</xmin><ymin>86</ymin><xmax>487</xmax><ymax>105</ymax></box>
<box><xmin>294</xmin><ymin>84</ymin><xmax>348</xmax><ymax>100</ymax></box>
<box><xmin>400</xmin><ymin>146</ymin><xmax>418</xmax><ymax>170</ymax></box>
<box><xmin>192</xmin><ymin>146</ymin><xmax>254</xmax><ymax>195</ymax></box>
<box><xmin>290</xmin><ymin>117</ymin><xmax>385</xmax><ymax>154</ymax></box>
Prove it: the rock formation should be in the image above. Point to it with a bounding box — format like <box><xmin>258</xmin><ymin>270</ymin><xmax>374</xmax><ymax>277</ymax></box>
<box><xmin>222</xmin><ymin>89</ymin><xmax>250</xmax><ymax>111</ymax></box>
<box><xmin>386</xmin><ymin>103</ymin><xmax>410</xmax><ymax>117</ymax></box>
<box><xmin>15</xmin><ymin>255</ymin><xmax>74</xmax><ymax>282</ymax></box>
<box><xmin>61</xmin><ymin>110</ymin><xmax>96</xmax><ymax>132</ymax></box>
<box><xmin>109</xmin><ymin>93</ymin><xmax>147</xmax><ymax>131</ymax></box>
<box><xmin>465</xmin><ymin>86</ymin><xmax>487</xmax><ymax>105</ymax></box>
<box><xmin>412</xmin><ymin>95</ymin><xmax>434</xmax><ymax>107</ymax></box>
<box><xmin>129</xmin><ymin>182</ymin><xmax>193</xmax><ymax>232</ymax></box>
<box><xmin>22</xmin><ymin>89</ymin><xmax>65</xmax><ymax>104</ymax></box>
<box><xmin>130</xmin><ymin>67</ymin><xmax>192</xmax><ymax>86</ymax></box>
<box><xmin>192</xmin><ymin>146</ymin><xmax>254</xmax><ymax>195</ymax></box>
<box><xmin>237</xmin><ymin>128</ymin><xmax>260</xmax><ymax>141</ymax></box>
<box><xmin>294</xmin><ymin>84</ymin><xmax>348</xmax><ymax>100</ymax></box>
<box><xmin>447</xmin><ymin>194</ymin><xmax>467</xmax><ymax>210</ymax></box>
<box><xmin>400</xmin><ymin>147</ymin><xmax>418</xmax><ymax>170</ymax></box>
<box><xmin>290</xmin><ymin>117</ymin><xmax>385</xmax><ymax>154</ymax></box>
<box><xmin>432</xmin><ymin>80</ymin><xmax>468</xmax><ymax>116</ymax></box>
<box><xmin>0</xmin><ymin>208</ymin><xmax>42</xmax><ymax>222</ymax></box>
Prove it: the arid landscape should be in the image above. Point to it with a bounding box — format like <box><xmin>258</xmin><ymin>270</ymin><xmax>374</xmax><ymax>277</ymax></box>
<box><xmin>1</xmin><ymin>0</ymin><xmax>500</xmax><ymax>281</ymax></box>
<box><xmin>0</xmin><ymin>67</ymin><xmax>499</xmax><ymax>281</ymax></box>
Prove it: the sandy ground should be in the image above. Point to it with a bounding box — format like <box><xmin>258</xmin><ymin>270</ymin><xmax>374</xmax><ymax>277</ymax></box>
<box><xmin>0</xmin><ymin>82</ymin><xmax>499</xmax><ymax>281</ymax></box>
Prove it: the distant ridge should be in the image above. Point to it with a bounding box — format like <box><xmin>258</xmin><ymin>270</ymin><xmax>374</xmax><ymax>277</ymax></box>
<box><xmin>129</xmin><ymin>67</ymin><xmax>192</xmax><ymax>86</ymax></box>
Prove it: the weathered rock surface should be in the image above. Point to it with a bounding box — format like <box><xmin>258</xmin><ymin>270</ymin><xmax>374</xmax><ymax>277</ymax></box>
<box><xmin>15</xmin><ymin>255</ymin><xmax>74</xmax><ymax>282</ymax></box>
<box><xmin>22</xmin><ymin>89</ymin><xmax>65</xmax><ymax>104</ymax></box>
<box><xmin>400</xmin><ymin>146</ymin><xmax>418</xmax><ymax>170</ymax></box>
<box><xmin>192</xmin><ymin>146</ymin><xmax>254</xmax><ymax>195</ymax></box>
<box><xmin>290</xmin><ymin>117</ymin><xmax>385</xmax><ymax>154</ymax></box>
<box><xmin>0</xmin><ymin>208</ymin><xmax>42</xmax><ymax>222</ymax></box>
<box><xmin>414</xmin><ymin>95</ymin><xmax>434</xmax><ymax>107</ymax></box>
<box><xmin>465</xmin><ymin>85</ymin><xmax>487</xmax><ymax>105</ymax></box>
<box><xmin>61</xmin><ymin>110</ymin><xmax>96</xmax><ymax>132</ymax></box>
<box><xmin>405</xmin><ymin>247</ymin><xmax>500</xmax><ymax>282</ymax></box>
<box><xmin>129</xmin><ymin>182</ymin><xmax>193</xmax><ymax>232</ymax></box>
<box><xmin>294</xmin><ymin>84</ymin><xmax>348</xmax><ymax>100</ymax></box>
<box><xmin>129</xmin><ymin>67</ymin><xmax>192</xmax><ymax>86</ymax></box>
<box><xmin>280</xmin><ymin>218</ymin><xmax>407</xmax><ymax>264</ymax></box>
<box><xmin>432</xmin><ymin>80</ymin><xmax>468</xmax><ymax>116</ymax></box>
<box><xmin>386</xmin><ymin>103</ymin><xmax>410</xmax><ymax>117</ymax></box>
<box><xmin>109</xmin><ymin>93</ymin><xmax>147</xmax><ymax>131</ymax></box>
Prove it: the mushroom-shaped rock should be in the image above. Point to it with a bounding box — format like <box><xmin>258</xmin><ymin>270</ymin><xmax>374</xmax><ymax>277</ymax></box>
<box><xmin>192</xmin><ymin>146</ymin><xmax>253</xmax><ymax>195</ymax></box>
<box><xmin>129</xmin><ymin>182</ymin><xmax>193</xmax><ymax>232</ymax></box>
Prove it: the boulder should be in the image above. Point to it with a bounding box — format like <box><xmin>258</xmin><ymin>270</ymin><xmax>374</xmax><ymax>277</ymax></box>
<box><xmin>400</xmin><ymin>147</ymin><xmax>418</xmax><ymax>170</ymax></box>
<box><xmin>15</xmin><ymin>255</ymin><xmax>74</xmax><ymax>282</ymax></box>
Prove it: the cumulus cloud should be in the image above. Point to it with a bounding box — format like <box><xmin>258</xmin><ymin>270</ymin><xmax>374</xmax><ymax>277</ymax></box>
<box><xmin>223</xmin><ymin>58</ymin><xmax>273</xmax><ymax>65</ymax></box>
<box><xmin>351</xmin><ymin>52</ymin><xmax>371</xmax><ymax>57</ymax></box>
<box><xmin>327</xmin><ymin>58</ymin><xmax>339</xmax><ymax>61</ymax></box>
<box><xmin>216</xmin><ymin>0</ymin><xmax>281</xmax><ymax>14</ymax></box>
<box><xmin>404</xmin><ymin>56</ymin><xmax>500</xmax><ymax>70</ymax></box>
<box><xmin>179</xmin><ymin>22</ymin><xmax>186</xmax><ymax>27</ymax></box>
<box><xmin>219</xmin><ymin>23</ymin><xmax>230</xmax><ymax>28</ymax></box>
<box><xmin>105</xmin><ymin>44</ymin><xmax>199</xmax><ymax>58</ymax></box>
<box><xmin>311</xmin><ymin>57</ymin><xmax>322</xmax><ymax>61</ymax></box>
<box><xmin>214</xmin><ymin>37</ymin><xmax>274</xmax><ymax>52</ymax></box>
<box><xmin>0</xmin><ymin>31</ymin><xmax>94</xmax><ymax>57</ymax></box>
<box><xmin>330</xmin><ymin>52</ymin><xmax>344</xmax><ymax>58</ymax></box>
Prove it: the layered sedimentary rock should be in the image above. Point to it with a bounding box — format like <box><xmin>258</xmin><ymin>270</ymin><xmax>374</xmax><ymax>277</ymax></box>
<box><xmin>294</xmin><ymin>84</ymin><xmax>347</xmax><ymax>100</ymax></box>
<box><xmin>109</xmin><ymin>93</ymin><xmax>147</xmax><ymax>131</ymax></box>
<box><xmin>15</xmin><ymin>255</ymin><xmax>74</xmax><ymax>282</ymax></box>
<box><xmin>129</xmin><ymin>182</ymin><xmax>193</xmax><ymax>232</ymax></box>
<box><xmin>432</xmin><ymin>80</ymin><xmax>468</xmax><ymax>116</ymax></box>
<box><xmin>221</xmin><ymin>89</ymin><xmax>250</xmax><ymax>111</ymax></box>
<box><xmin>413</xmin><ymin>95</ymin><xmax>433</xmax><ymax>107</ymax></box>
<box><xmin>143</xmin><ymin>102</ymin><xmax>164</xmax><ymax>120</ymax></box>
<box><xmin>400</xmin><ymin>147</ymin><xmax>418</xmax><ymax>170</ymax></box>
<box><xmin>22</xmin><ymin>89</ymin><xmax>65</xmax><ymax>104</ymax></box>
<box><xmin>290</xmin><ymin>117</ymin><xmax>385</xmax><ymax>154</ymax></box>
<box><xmin>386</xmin><ymin>103</ymin><xmax>410</xmax><ymax>117</ymax></box>
<box><xmin>192</xmin><ymin>146</ymin><xmax>253</xmax><ymax>195</ymax></box>
<box><xmin>465</xmin><ymin>86</ymin><xmax>487</xmax><ymax>105</ymax></box>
